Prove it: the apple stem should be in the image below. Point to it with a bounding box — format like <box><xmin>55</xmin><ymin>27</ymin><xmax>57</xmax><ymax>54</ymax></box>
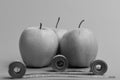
<box><xmin>78</xmin><ymin>20</ymin><xmax>85</xmax><ymax>28</ymax></box>
<box><xmin>40</xmin><ymin>23</ymin><xmax>42</xmax><ymax>29</ymax></box>
<box><xmin>56</xmin><ymin>17</ymin><xmax>60</xmax><ymax>28</ymax></box>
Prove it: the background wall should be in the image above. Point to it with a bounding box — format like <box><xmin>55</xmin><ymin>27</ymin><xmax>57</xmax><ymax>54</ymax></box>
<box><xmin>0</xmin><ymin>0</ymin><xmax>120</xmax><ymax>77</ymax></box>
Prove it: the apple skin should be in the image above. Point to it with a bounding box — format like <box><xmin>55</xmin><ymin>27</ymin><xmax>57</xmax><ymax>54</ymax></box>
<box><xmin>19</xmin><ymin>27</ymin><xmax>58</xmax><ymax>68</ymax></box>
<box><xmin>53</xmin><ymin>29</ymin><xmax>67</xmax><ymax>42</ymax></box>
<box><xmin>52</xmin><ymin>29</ymin><xmax>67</xmax><ymax>55</ymax></box>
<box><xmin>60</xmin><ymin>28</ymin><xmax>98</xmax><ymax>67</ymax></box>
<box><xmin>53</xmin><ymin>17</ymin><xmax>68</xmax><ymax>42</ymax></box>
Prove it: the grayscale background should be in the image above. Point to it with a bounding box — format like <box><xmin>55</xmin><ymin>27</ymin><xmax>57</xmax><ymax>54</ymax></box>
<box><xmin>0</xmin><ymin>0</ymin><xmax>120</xmax><ymax>78</ymax></box>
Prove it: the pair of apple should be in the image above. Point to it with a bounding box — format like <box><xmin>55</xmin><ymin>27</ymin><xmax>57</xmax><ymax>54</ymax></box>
<box><xmin>19</xmin><ymin>18</ymin><xmax>98</xmax><ymax>68</ymax></box>
<box><xmin>19</xmin><ymin>18</ymin><xmax>67</xmax><ymax>68</ymax></box>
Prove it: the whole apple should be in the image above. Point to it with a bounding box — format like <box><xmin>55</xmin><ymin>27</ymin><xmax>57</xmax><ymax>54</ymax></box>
<box><xmin>52</xmin><ymin>17</ymin><xmax>68</xmax><ymax>54</ymax></box>
<box><xmin>60</xmin><ymin>20</ymin><xmax>98</xmax><ymax>67</ymax></box>
<box><xmin>19</xmin><ymin>23</ymin><xmax>58</xmax><ymax>68</ymax></box>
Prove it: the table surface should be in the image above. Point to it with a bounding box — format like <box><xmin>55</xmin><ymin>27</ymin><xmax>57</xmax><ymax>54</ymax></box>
<box><xmin>0</xmin><ymin>67</ymin><xmax>117</xmax><ymax>80</ymax></box>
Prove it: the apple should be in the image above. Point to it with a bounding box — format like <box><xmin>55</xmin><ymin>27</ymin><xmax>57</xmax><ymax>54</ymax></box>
<box><xmin>19</xmin><ymin>23</ymin><xmax>58</xmax><ymax>68</ymax></box>
<box><xmin>60</xmin><ymin>20</ymin><xmax>98</xmax><ymax>67</ymax></box>
<box><xmin>53</xmin><ymin>17</ymin><xmax>67</xmax><ymax>41</ymax></box>
<box><xmin>52</xmin><ymin>17</ymin><xmax>67</xmax><ymax>54</ymax></box>
<box><xmin>55</xmin><ymin>29</ymin><xmax>67</xmax><ymax>42</ymax></box>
